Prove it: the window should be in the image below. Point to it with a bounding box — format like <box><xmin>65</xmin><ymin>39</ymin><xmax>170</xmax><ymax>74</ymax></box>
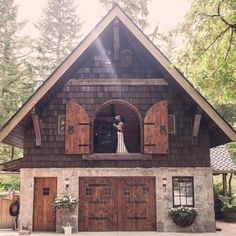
<box><xmin>143</xmin><ymin>187</ymin><xmax>149</xmax><ymax>195</ymax></box>
<box><xmin>103</xmin><ymin>187</ymin><xmax>112</xmax><ymax>196</ymax></box>
<box><xmin>168</xmin><ymin>115</ymin><xmax>176</xmax><ymax>134</ymax></box>
<box><xmin>85</xmin><ymin>188</ymin><xmax>92</xmax><ymax>196</ymax></box>
<box><xmin>43</xmin><ymin>187</ymin><xmax>49</xmax><ymax>196</ymax></box>
<box><xmin>172</xmin><ymin>177</ymin><xmax>194</xmax><ymax>207</ymax></box>
<box><xmin>58</xmin><ymin>115</ymin><xmax>66</xmax><ymax>134</ymax></box>
<box><xmin>124</xmin><ymin>188</ymin><xmax>130</xmax><ymax>196</ymax></box>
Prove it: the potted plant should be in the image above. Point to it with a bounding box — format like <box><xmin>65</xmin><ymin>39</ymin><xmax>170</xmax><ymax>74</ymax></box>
<box><xmin>170</xmin><ymin>206</ymin><xmax>198</xmax><ymax>227</ymax></box>
<box><xmin>51</xmin><ymin>195</ymin><xmax>78</xmax><ymax>234</ymax></box>
<box><xmin>218</xmin><ymin>194</ymin><xmax>236</xmax><ymax>222</ymax></box>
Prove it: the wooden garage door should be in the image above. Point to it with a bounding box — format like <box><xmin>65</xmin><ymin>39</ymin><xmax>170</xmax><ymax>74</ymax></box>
<box><xmin>79</xmin><ymin>177</ymin><xmax>156</xmax><ymax>231</ymax></box>
<box><xmin>33</xmin><ymin>177</ymin><xmax>57</xmax><ymax>231</ymax></box>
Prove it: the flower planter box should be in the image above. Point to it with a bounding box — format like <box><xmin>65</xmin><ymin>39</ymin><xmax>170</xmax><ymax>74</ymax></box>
<box><xmin>172</xmin><ymin>215</ymin><xmax>196</xmax><ymax>227</ymax></box>
<box><xmin>222</xmin><ymin>211</ymin><xmax>236</xmax><ymax>223</ymax></box>
<box><xmin>170</xmin><ymin>206</ymin><xmax>197</xmax><ymax>228</ymax></box>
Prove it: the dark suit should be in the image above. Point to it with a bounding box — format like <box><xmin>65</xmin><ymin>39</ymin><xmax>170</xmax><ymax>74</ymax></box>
<box><xmin>111</xmin><ymin>118</ymin><xmax>119</xmax><ymax>153</ymax></box>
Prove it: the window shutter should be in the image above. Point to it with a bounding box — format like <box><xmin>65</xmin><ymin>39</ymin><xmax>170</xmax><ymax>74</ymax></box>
<box><xmin>144</xmin><ymin>100</ymin><xmax>169</xmax><ymax>154</ymax></box>
<box><xmin>65</xmin><ymin>100</ymin><xmax>90</xmax><ymax>154</ymax></box>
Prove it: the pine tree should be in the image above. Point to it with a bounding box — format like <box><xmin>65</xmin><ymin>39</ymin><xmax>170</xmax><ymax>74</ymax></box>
<box><xmin>34</xmin><ymin>0</ymin><xmax>82</xmax><ymax>84</ymax></box>
<box><xmin>0</xmin><ymin>0</ymin><xmax>34</xmax><ymax>127</ymax></box>
<box><xmin>99</xmin><ymin>0</ymin><xmax>150</xmax><ymax>31</ymax></box>
<box><xmin>0</xmin><ymin>0</ymin><xmax>34</xmax><ymax>162</ymax></box>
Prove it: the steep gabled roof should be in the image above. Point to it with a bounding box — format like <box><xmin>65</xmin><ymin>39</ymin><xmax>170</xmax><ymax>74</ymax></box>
<box><xmin>0</xmin><ymin>5</ymin><xmax>236</xmax><ymax>147</ymax></box>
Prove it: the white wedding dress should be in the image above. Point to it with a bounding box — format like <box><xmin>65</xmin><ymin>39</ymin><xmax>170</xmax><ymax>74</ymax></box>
<box><xmin>116</xmin><ymin>122</ymin><xmax>128</xmax><ymax>153</ymax></box>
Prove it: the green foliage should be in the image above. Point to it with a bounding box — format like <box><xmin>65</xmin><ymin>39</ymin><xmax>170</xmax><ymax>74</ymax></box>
<box><xmin>0</xmin><ymin>0</ymin><xmax>35</xmax><ymax>128</ymax></box>
<box><xmin>0</xmin><ymin>144</ymin><xmax>23</xmax><ymax>163</ymax></box>
<box><xmin>172</xmin><ymin>0</ymin><xmax>236</xmax><ymax>117</ymax></box>
<box><xmin>214</xmin><ymin>182</ymin><xmax>224</xmax><ymax>195</ymax></box>
<box><xmin>51</xmin><ymin>195</ymin><xmax>78</xmax><ymax>211</ymax></box>
<box><xmin>227</xmin><ymin>142</ymin><xmax>236</xmax><ymax>164</ymax></box>
<box><xmin>99</xmin><ymin>0</ymin><xmax>150</xmax><ymax>30</ymax></box>
<box><xmin>0</xmin><ymin>175</ymin><xmax>20</xmax><ymax>191</ymax></box>
<box><xmin>170</xmin><ymin>206</ymin><xmax>198</xmax><ymax>219</ymax></box>
<box><xmin>218</xmin><ymin>194</ymin><xmax>236</xmax><ymax>212</ymax></box>
<box><xmin>34</xmin><ymin>0</ymin><xmax>82</xmax><ymax>84</ymax></box>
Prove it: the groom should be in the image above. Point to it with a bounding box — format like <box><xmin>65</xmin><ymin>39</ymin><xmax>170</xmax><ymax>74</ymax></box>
<box><xmin>111</xmin><ymin>114</ymin><xmax>120</xmax><ymax>153</ymax></box>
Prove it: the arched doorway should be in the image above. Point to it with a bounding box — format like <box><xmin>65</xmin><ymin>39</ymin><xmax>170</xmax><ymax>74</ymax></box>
<box><xmin>93</xmin><ymin>101</ymin><xmax>141</xmax><ymax>153</ymax></box>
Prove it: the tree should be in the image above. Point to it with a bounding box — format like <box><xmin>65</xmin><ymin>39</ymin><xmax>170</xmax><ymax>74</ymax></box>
<box><xmin>167</xmin><ymin>0</ymin><xmax>236</xmax><ymax>124</ymax></box>
<box><xmin>165</xmin><ymin>0</ymin><xmax>236</xmax><ymax>161</ymax></box>
<box><xmin>0</xmin><ymin>175</ymin><xmax>20</xmax><ymax>191</ymax></box>
<box><xmin>0</xmin><ymin>0</ymin><xmax>33</xmax><ymax>127</ymax></box>
<box><xmin>34</xmin><ymin>0</ymin><xmax>82</xmax><ymax>84</ymax></box>
<box><xmin>0</xmin><ymin>0</ymin><xmax>34</xmax><ymax>162</ymax></box>
<box><xmin>99</xmin><ymin>0</ymin><xmax>150</xmax><ymax>31</ymax></box>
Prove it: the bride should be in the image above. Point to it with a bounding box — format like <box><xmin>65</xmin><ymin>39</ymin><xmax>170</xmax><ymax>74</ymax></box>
<box><xmin>116</xmin><ymin>120</ymin><xmax>128</xmax><ymax>153</ymax></box>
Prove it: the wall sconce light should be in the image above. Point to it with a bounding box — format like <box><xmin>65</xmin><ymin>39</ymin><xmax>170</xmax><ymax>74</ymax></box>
<box><xmin>162</xmin><ymin>178</ymin><xmax>167</xmax><ymax>188</ymax></box>
<box><xmin>65</xmin><ymin>178</ymin><xmax>69</xmax><ymax>189</ymax></box>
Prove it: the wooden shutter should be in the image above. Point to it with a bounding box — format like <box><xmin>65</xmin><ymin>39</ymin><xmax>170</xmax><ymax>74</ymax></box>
<box><xmin>65</xmin><ymin>100</ymin><xmax>90</xmax><ymax>154</ymax></box>
<box><xmin>144</xmin><ymin>101</ymin><xmax>169</xmax><ymax>154</ymax></box>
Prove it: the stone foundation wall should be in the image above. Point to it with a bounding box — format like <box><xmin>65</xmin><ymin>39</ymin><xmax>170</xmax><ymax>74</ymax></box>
<box><xmin>20</xmin><ymin>167</ymin><xmax>215</xmax><ymax>232</ymax></box>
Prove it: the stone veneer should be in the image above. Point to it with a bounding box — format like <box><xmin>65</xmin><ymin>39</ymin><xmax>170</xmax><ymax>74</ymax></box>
<box><xmin>20</xmin><ymin>167</ymin><xmax>215</xmax><ymax>232</ymax></box>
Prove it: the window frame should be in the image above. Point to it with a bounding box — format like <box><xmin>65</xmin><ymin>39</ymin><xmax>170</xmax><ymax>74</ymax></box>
<box><xmin>58</xmin><ymin>115</ymin><xmax>66</xmax><ymax>134</ymax></box>
<box><xmin>172</xmin><ymin>176</ymin><xmax>194</xmax><ymax>207</ymax></box>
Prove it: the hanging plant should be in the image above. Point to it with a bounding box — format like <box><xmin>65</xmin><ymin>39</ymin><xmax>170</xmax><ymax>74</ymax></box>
<box><xmin>170</xmin><ymin>206</ymin><xmax>197</xmax><ymax>227</ymax></box>
<box><xmin>51</xmin><ymin>195</ymin><xmax>78</xmax><ymax>211</ymax></box>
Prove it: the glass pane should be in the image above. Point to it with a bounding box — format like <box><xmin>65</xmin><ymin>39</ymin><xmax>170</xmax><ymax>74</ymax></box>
<box><xmin>174</xmin><ymin>189</ymin><xmax>180</xmax><ymax>196</ymax></box>
<box><xmin>186</xmin><ymin>187</ymin><xmax>193</xmax><ymax>197</ymax></box>
<box><xmin>174</xmin><ymin>196</ymin><xmax>180</xmax><ymax>206</ymax></box>
<box><xmin>187</xmin><ymin>197</ymin><xmax>193</xmax><ymax>206</ymax></box>
<box><xmin>186</xmin><ymin>181</ymin><xmax>193</xmax><ymax>187</ymax></box>
<box><xmin>180</xmin><ymin>186</ymin><xmax>187</xmax><ymax>196</ymax></box>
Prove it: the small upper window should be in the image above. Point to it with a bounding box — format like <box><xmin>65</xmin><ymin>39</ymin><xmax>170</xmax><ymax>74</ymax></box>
<box><xmin>58</xmin><ymin>115</ymin><xmax>66</xmax><ymax>134</ymax></box>
<box><xmin>43</xmin><ymin>187</ymin><xmax>49</xmax><ymax>196</ymax></box>
<box><xmin>172</xmin><ymin>177</ymin><xmax>194</xmax><ymax>207</ymax></box>
<box><xmin>102</xmin><ymin>49</ymin><xmax>112</xmax><ymax>65</ymax></box>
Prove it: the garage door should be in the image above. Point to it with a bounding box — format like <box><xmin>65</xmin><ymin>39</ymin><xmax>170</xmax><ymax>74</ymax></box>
<box><xmin>79</xmin><ymin>177</ymin><xmax>156</xmax><ymax>231</ymax></box>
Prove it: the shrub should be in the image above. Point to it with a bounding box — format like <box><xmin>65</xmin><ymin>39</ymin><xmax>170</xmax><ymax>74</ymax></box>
<box><xmin>51</xmin><ymin>195</ymin><xmax>77</xmax><ymax>211</ymax></box>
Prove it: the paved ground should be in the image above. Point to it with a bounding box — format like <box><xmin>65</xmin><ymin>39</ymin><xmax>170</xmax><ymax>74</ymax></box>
<box><xmin>1</xmin><ymin>221</ymin><xmax>236</xmax><ymax>236</ymax></box>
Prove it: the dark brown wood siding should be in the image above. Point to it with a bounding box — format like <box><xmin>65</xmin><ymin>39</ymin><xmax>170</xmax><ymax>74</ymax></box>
<box><xmin>24</xmin><ymin>80</ymin><xmax>210</xmax><ymax>168</ymax></box>
<box><xmin>23</xmin><ymin>20</ymin><xmax>210</xmax><ymax>168</ymax></box>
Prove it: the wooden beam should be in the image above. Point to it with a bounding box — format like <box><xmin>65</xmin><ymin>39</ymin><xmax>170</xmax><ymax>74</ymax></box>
<box><xmin>113</xmin><ymin>19</ymin><xmax>119</xmax><ymax>61</ymax></box>
<box><xmin>193</xmin><ymin>114</ymin><xmax>202</xmax><ymax>137</ymax></box>
<box><xmin>222</xmin><ymin>173</ymin><xmax>227</xmax><ymax>196</ymax></box>
<box><xmin>192</xmin><ymin>114</ymin><xmax>201</xmax><ymax>145</ymax></box>
<box><xmin>10</xmin><ymin>146</ymin><xmax>14</xmax><ymax>160</ymax></box>
<box><xmin>31</xmin><ymin>111</ymin><xmax>41</xmax><ymax>146</ymax></box>
<box><xmin>0</xmin><ymin>171</ymin><xmax>20</xmax><ymax>175</ymax></box>
<box><xmin>228</xmin><ymin>173</ymin><xmax>233</xmax><ymax>197</ymax></box>
<box><xmin>67</xmin><ymin>78</ymin><xmax>168</xmax><ymax>86</ymax></box>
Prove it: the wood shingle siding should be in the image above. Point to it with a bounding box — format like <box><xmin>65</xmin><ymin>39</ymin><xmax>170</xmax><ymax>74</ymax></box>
<box><xmin>23</xmin><ymin>80</ymin><xmax>210</xmax><ymax>168</ymax></box>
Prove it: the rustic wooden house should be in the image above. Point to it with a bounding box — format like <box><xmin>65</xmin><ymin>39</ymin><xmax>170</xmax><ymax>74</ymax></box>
<box><xmin>0</xmin><ymin>5</ymin><xmax>236</xmax><ymax>233</ymax></box>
